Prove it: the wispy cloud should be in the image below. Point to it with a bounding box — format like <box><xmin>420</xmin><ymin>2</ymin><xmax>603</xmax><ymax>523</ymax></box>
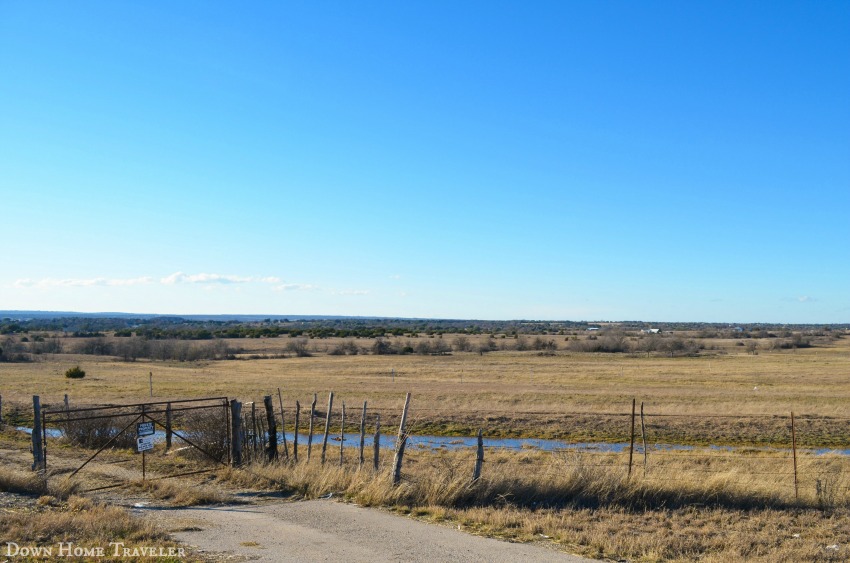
<box><xmin>14</xmin><ymin>276</ymin><xmax>154</xmax><ymax>288</ymax></box>
<box><xmin>14</xmin><ymin>272</ymin><xmax>283</xmax><ymax>289</ymax></box>
<box><xmin>160</xmin><ymin>272</ymin><xmax>260</xmax><ymax>285</ymax></box>
<box><xmin>797</xmin><ymin>296</ymin><xmax>815</xmax><ymax>303</ymax></box>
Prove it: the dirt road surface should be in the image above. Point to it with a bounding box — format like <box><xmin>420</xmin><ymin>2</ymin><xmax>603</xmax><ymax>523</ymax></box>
<box><xmin>150</xmin><ymin>499</ymin><xmax>597</xmax><ymax>562</ymax></box>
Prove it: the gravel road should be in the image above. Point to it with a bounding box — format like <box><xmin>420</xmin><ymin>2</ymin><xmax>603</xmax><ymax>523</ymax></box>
<box><xmin>150</xmin><ymin>499</ymin><xmax>597</xmax><ymax>562</ymax></box>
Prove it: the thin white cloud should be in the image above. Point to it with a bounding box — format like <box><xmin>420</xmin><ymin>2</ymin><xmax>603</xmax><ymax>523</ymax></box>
<box><xmin>160</xmin><ymin>272</ymin><xmax>256</xmax><ymax>285</ymax></box>
<box><xmin>797</xmin><ymin>296</ymin><xmax>815</xmax><ymax>303</ymax></box>
<box><xmin>14</xmin><ymin>276</ymin><xmax>154</xmax><ymax>288</ymax></box>
<box><xmin>14</xmin><ymin>273</ymin><xmax>283</xmax><ymax>289</ymax></box>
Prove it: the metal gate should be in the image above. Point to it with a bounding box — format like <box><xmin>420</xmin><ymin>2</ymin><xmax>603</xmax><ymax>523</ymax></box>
<box><xmin>41</xmin><ymin>397</ymin><xmax>230</xmax><ymax>492</ymax></box>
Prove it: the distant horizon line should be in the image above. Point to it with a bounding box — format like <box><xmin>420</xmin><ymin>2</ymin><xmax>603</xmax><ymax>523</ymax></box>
<box><xmin>1</xmin><ymin>310</ymin><xmax>847</xmax><ymax>327</ymax></box>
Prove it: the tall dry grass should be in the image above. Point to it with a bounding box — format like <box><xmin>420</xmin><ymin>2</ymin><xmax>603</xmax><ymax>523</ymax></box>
<box><xmin>217</xmin><ymin>446</ymin><xmax>850</xmax><ymax>512</ymax></box>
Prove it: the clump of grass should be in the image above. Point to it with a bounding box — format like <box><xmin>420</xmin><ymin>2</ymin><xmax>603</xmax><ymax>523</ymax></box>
<box><xmin>128</xmin><ymin>478</ymin><xmax>232</xmax><ymax>506</ymax></box>
<box><xmin>0</xmin><ymin>466</ymin><xmax>79</xmax><ymax>499</ymax></box>
<box><xmin>0</xmin><ymin>495</ymin><xmax>174</xmax><ymax>557</ymax></box>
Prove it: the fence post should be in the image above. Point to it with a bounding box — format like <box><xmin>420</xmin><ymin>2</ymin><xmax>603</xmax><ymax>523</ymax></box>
<box><xmin>307</xmin><ymin>393</ymin><xmax>317</xmax><ymax>462</ymax></box>
<box><xmin>321</xmin><ymin>392</ymin><xmax>334</xmax><ymax>465</ymax></box>
<box><xmin>628</xmin><ymin>398</ymin><xmax>636</xmax><ymax>478</ymax></box>
<box><xmin>277</xmin><ymin>388</ymin><xmax>290</xmax><ymax>460</ymax></box>
<box><xmin>791</xmin><ymin>411</ymin><xmax>798</xmax><ymax>500</ymax></box>
<box><xmin>264</xmin><ymin>396</ymin><xmax>278</xmax><ymax>461</ymax></box>
<box><xmin>63</xmin><ymin>394</ymin><xmax>69</xmax><ymax>411</ymax></box>
<box><xmin>392</xmin><ymin>392</ymin><xmax>411</xmax><ymax>485</ymax></box>
<box><xmin>230</xmin><ymin>400</ymin><xmax>242</xmax><ymax>466</ymax></box>
<box><xmin>0</xmin><ymin>394</ymin><xmax>4</xmax><ymax>429</ymax></box>
<box><xmin>374</xmin><ymin>413</ymin><xmax>381</xmax><ymax>471</ymax></box>
<box><xmin>165</xmin><ymin>402</ymin><xmax>173</xmax><ymax>451</ymax></box>
<box><xmin>294</xmin><ymin>400</ymin><xmax>300</xmax><ymax>463</ymax></box>
<box><xmin>473</xmin><ymin>429</ymin><xmax>484</xmax><ymax>482</ymax></box>
<box><xmin>32</xmin><ymin>396</ymin><xmax>44</xmax><ymax>472</ymax></box>
<box><xmin>339</xmin><ymin>402</ymin><xmax>346</xmax><ymax>467</ymax></box>
<box><xmin>251</xmin><ymin>402</ymin><xmax>259</xmax><ymax>454</ymax></box>
<box><xmin>359</xmin><ymin>401</ymin><xmax>367</xmax><ymax>469</ymax></box>
<box><xmin>640</xmin><ymin>401</ymin><xmax>648</xmax><ymax>476</ymax></box>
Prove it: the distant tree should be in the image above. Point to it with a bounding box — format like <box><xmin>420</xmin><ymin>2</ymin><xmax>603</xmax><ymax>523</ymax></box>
<box><xmin>452</xmin><ymin>336</ymin><xmax>472</xmax><ymax>352</ymax></box>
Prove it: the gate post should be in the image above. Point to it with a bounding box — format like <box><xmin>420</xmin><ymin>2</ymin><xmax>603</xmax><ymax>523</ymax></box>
<box><xmin>264</xmin><ymin>396</ymin><xmax>278</xmax><ymax>462</ymax></box>
<box><xmin>165</xmin><ymin>403</ymin><xmax>173</xmax><ymax>451</ymax></box>
<box><xmin>230</xmin><ymin>400</ymin><xmax>243</xmax><ymax>466</ymax></box>
<box><xmin>32</xmin><ymin>396</ymin><xmax>45</xmax><ymax>472</ymax></box>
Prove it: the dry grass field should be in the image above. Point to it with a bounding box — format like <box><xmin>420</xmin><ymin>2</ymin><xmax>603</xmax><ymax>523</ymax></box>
<box><xmin>3</xmin><ymin>330</ymin><xmax>850</xmax><ymax>561</ymax></box>
<box><xmin>2</xmin><ymin>332</ymin><xmax>849</xmax><ymax>443</ymax></box>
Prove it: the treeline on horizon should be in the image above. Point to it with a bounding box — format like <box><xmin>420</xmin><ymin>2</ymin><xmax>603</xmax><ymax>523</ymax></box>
<box><xmin>1</xmin><ymin>314</ymin><xmax>847</xmax><ymax>341</ymax></box>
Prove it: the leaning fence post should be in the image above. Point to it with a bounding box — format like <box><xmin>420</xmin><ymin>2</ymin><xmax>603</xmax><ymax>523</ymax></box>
<box><xmin>230</xmin><ymin>400</ymin><xmax>242</xmax><ymax>466</ymax></box>
<box><xmin>264</xmin><ymin>396</ymin><xmax>278</xmax><ymax>461</ymax></box>
<box><xmin>472</xmin><ymin>429</ymin><xmax>484</xmax><ymax>482</ymax></box>
<box><xmin>276</xmin><ymin>388</ymin><xmax>290</xmax><ymax>460</ymax></box>
<box><xmin>640</xmin><ymin>401</ymin><xmax>648</xmax><ymax>475</ymax></box>
<box><xmin>628</xmin><ymin>398</ymin><xmax>636</xmax><ymax>478</ymax></box>
<box><xmin>373</xmin><ymin>413</ymin><xmax>381</xmax><ymax>471</ymax></box>
<box><xmin>392</xmin><ymin>392</ymin><xmax>411</xmax><ymax>485</ymax></box>
<box><xmin>791</xmin><ymin>411</ymin><xmax>799</xmax><ymax>500</ymax></box>
<box><xmin>307</xmin><ymin>393</ymin><xmax>317</xmax><ymax>462</ymax></box>
<box><xmin>294</xmin><ymin>400</ymin><xmax>300</xmax><ymax>463</ymax></box>
<box><xmin>165</xmin><ymin>402</ymin><xmax>173</xmax><ymax>451</ymax></box>
<box><xmin>339</xmin><ymin>402</ymin><xmax>346</xmax><ymax>467</ymax></box>
<box><xmin>321</xmin><ymin>392</ymin><xmax>334</xmax><ymax>465</ymax></box>
<box><xmin>359</xmin><ymin>401</ymin><xmax>367</xmax><ymax>469</ymax></box>
<box><xmin>32</xmin><ymin>395</ymin><xmax>44</xmax><ymax>471</ymax></box>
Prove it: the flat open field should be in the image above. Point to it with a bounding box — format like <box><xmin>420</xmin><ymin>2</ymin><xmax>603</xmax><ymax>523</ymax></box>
<box><xmin>2</xmin><ymin>332</ymin><xmax>850</xmax><ymax>445</ymax></box>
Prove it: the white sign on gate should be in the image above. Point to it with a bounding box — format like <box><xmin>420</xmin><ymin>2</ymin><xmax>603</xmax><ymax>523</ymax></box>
<box><xmin>137</xmin><ymin>435</ymin><xmax>155</xmax><ymax>453</ymax></box>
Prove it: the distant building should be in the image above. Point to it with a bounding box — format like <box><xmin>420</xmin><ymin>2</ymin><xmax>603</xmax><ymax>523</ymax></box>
<box><xmin>641</xmin><ymin>328</ymin><xmax>661</xmax><ymax>334</ymax></box>
<box><xmin>586</xmin><ymin>327</ymin><xmax>600</xmax><ymax>331</ymax></box>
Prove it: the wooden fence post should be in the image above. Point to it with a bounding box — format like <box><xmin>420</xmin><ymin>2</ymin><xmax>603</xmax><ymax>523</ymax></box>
<box><xmin>32</xmin><ymin>396</ymin><xmax>44</xmax><ymax>472</ymax></box>
<box><xmin>165</xmin><ymin>402</ymin><xmax>173</xmax><ymax>451</ymax></box>
<box><xmin>63</xmin><ymin>394</ymin><xmax>69</xmax><ymax>411</ymax></box>
<box><xmin>640</xmin><ymin>401</ymin><xmax>648</xmax><ymax>475</ymax></box>
<box><xmin>251</xmin><ymin>402</ymin><xmax>259</xmax><ymax>454</ymax></box>
<box><xmin>230</xmin><ymin>400</ymin><xmax>242</xmax><ymax>466</ymax></box>
<box><xmin>392</xmin><ymin>392</ymin><xmax>411</xmax><ymax>485</ymax></box>
<box><xmin>264</xmin><ymin>396</ymin><xmax>278</xmax><ymax>461</ymax></box>
<box><xmin>339</xmin><ymin>402</ymin><xmax>346</xmax><ymax>467</ymax></box>
<box><xmin>472</xmin><ymin>429</ymin><xmax>484</xmax><ymax>482</ymax></box>
<box><xmin>359</xmin><ymin>401</ymin><xmax>367</xmax><ymax>469</ymax></box>
<box><xmin>321</xmin><ymin>392</ymin><xmax>334</xmax><ymax>465</ymax></box>
<box><xmin>294</xmin><ymin>401</ymin><xmax>300</xmax><ymax>462</ymax></box>
<box><xmin>277</xmin><ymin>388</ymin><xmax>290</xmax><ymax>460</ymax></box>
<box><xmin>0</xmin><ymin>394</ymin><xmax>4</xmax><ymax>429</ymax></box>
<box><xmin>307</xmin><ymin>393</ymin><xmax>317</xmax><ymax>462</ymax></box>
<box><xmin>791</xmin><ymin>411</ymin><xmax>798</xmax><ymax>500</ymax></box>
<box><xmin>373</xmin><ymin>413</ymin><xmax>381</xmax><ymax>471</ymax></box>
<box><xmin>628</xmin><ymin>398</ymin><xmax>636</xmax><ymax>478</ymax></box>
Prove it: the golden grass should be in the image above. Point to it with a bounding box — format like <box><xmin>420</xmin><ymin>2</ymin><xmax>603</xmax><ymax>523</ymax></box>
<box><xmin>212</xmin><ymin>445</ymin><xmax>850</xmax><ymax>562</ymax></box>
<box><xmin>2</xmin><ymin>334</ymin><xmax>849</xmax><ymax>447</ymax></box>
<box><xmin>0</xmin><ymin>496</ymin><xmax>189</xmax><ymax>562</ymax></box>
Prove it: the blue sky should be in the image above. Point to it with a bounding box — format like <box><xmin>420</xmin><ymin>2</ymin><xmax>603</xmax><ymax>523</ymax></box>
<box><xmin>1</xmin><ymin>1</ymin><xmax>848</xmax><ymax>322</ymax></box>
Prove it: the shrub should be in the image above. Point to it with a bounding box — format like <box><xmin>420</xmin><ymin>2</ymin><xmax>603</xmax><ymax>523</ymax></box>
<box><xmin>65</xmin><ymin>366</ymin><xmax>86</xmax><ymax>379</ymax></box>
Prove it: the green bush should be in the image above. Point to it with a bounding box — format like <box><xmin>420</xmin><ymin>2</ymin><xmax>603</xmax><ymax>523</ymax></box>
<box><xmin>64</xmin><ymin>366</ymin><xmax>86</xmax><ymax>379</ymax></box>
